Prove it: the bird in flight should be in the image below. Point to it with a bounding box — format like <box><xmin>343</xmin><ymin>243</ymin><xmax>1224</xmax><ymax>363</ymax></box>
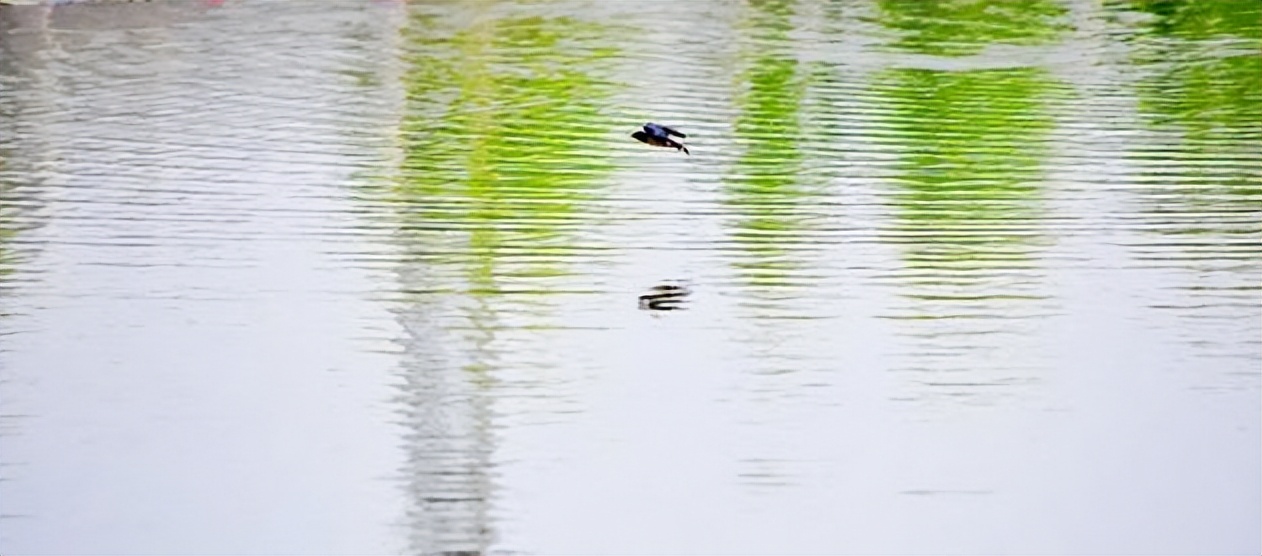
<box><xmin>631</xmin><ymin>122</ymin><xmax>689</xmax><ymax>155</ymax></box>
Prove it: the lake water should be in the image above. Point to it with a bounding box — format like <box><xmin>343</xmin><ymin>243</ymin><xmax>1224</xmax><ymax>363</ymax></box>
<box><xmin>1</xmin><ymin>0</ymin><xmax>1258</xmax><ymax>554</ymax></box>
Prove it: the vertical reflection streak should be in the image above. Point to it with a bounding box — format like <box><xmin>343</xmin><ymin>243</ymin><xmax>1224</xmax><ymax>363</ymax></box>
<box><xmin>391</xmin><ymin>5</ymin><xmax>618</xmax><ymax>553</ymax></box>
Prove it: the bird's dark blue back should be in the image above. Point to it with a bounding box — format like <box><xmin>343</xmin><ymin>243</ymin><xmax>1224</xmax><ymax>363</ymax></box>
<box><xmin>643</xmin><ymin>122</ymin><xmax>686</xmax><ymax>139</ymax></box>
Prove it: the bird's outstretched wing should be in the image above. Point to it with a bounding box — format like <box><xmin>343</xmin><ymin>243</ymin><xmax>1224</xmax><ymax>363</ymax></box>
<box><xmin>660</xmin><ymin>124</ymin><xmax>686</xmax><ymax>138</ymax></box>
<box><xmin>644</xmin><ymin>122</ymin><xmax>686</xmax><ymax>138</ymax></box>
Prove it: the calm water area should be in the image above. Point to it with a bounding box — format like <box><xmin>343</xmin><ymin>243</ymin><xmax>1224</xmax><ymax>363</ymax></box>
<box><xmin>0</xmin><ymin>0</ymin><xmax>1259</xmax><ymax>554</ymax></box>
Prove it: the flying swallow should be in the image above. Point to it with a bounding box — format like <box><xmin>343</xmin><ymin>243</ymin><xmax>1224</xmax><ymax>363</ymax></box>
<box><xmin>631</xmin><ymin>122</ymin><xmax>689</xmax><ymax>155</ymax></box>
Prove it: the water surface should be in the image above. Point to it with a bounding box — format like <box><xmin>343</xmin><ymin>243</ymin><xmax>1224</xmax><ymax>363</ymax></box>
<box><xmin>1</xmin><ymin>0</ymin><xmax>1258</xmax><ymax>554</ymax></box>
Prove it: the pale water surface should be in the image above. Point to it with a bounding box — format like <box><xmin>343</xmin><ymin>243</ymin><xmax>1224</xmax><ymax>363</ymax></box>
<box><xmin>0</xmin><ymin>0</ymin><xmax>1259</xmax><ymax>554</ymax></box>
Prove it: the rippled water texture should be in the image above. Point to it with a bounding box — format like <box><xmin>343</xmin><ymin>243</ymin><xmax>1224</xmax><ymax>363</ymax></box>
<box><xmin>1</xmin><ymin>0</ymin><xmax>1259</xmax><ymax>554</ymax></box>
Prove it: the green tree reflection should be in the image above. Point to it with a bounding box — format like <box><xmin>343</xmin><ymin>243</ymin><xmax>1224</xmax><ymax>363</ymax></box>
<box><xmin>1122</xmin><ymin>0</ymin><xmax>1262</xmax><ymax>39</ymax></box>
<box><xmin>1128</xmin><ymin>0</ymin><xmax>1260</xmax><ymax>142</ymax></box>
<box><xmin>872</xmin><ymin>0</ymin><xmax>1064</xmax><ymax>280</ymax></box>
<box><xmin>876</xmin><ymin>67</ymin><xmax>1055</xmax><ymax>277</ymax></box>
<box><xmin>1123</xmin><ymin>0</ymin><xmax>1261</xmax><ymax>225</ymax></box>
<box><xmin>875</xmin><ymin>0</ymin><xmax>1070</xmax><ymax>56</ymax></box>
<box><xmin>398</xmin><ymin>13</ymin><xmax>617</xmax><ymax>290</ymax></box>
<box><xmin>725</xmin><ymin>0</ymin><xmax>811</xmax><ymax>290</ymax></box>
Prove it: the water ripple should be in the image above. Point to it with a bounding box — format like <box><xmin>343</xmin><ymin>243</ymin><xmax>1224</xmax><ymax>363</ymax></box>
<box><xmin>0</xmin><ymin>0</ymin><xmax>1258</xmax><ymax>554</ymax></box>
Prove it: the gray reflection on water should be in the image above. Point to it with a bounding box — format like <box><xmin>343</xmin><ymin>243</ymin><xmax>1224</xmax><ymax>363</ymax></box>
<box><xmin>0</xmin><ymin>1</ymin><xmax>408</xmax><ymax>554</ymax></box>
<box><xmin>392</xmin><ymin>288</ymin><xmax>495</xmax><ymax>555</ymax></box>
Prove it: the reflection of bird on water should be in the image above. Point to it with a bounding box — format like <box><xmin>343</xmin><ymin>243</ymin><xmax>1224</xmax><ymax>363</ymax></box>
<box><xmin>631</xmin><ymin>122</ymin><xmax>689</xmax><ymax>155</ymax></box>
<box><xmin>638</xmin><ymin>282</ymin><xmax>691</xmax><ymax>311</ymax></box>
